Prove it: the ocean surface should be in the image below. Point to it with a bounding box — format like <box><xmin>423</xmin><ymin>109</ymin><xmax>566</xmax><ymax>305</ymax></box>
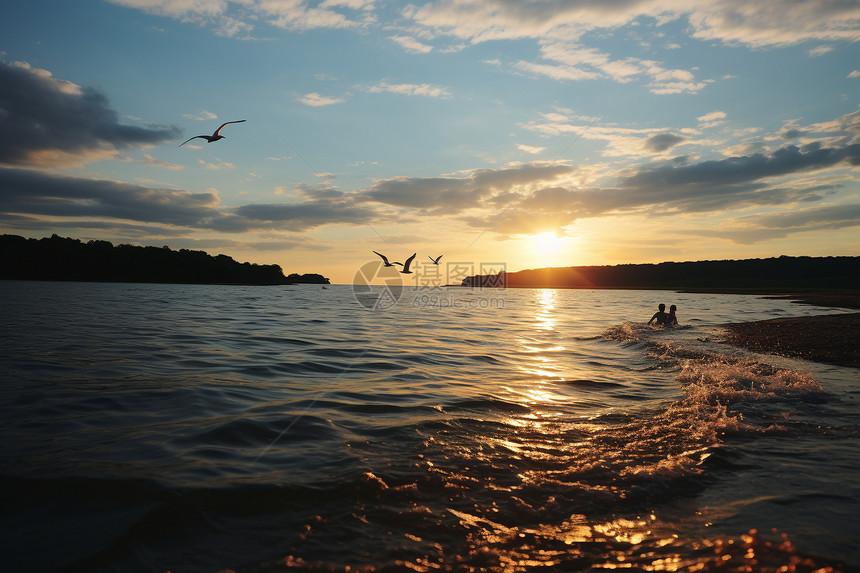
<box><xmin>1</xmin><ymin>280</ymin><xmax>858</xmax><ymax>573</ymax></box>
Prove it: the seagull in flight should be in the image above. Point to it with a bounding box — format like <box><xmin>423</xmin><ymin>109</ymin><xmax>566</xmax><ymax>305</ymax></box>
<box><xmin>400</xmin><ymin>253</ymin><xmax>417</xmax><ymax>274</ymax></box>
<box><xmin>179</xmin><ymin>120</ymin><xmax>246</xmax><ymax>147</ymax></box>
<box><xmin>428</xmin><ymin>255</ymin><xmax>443</xmax><ymax>265</ymax></box>
<box><xmin>373</xmin><ymin>251</ymin><xmax>402</xmax><ymax>267</ymax></box>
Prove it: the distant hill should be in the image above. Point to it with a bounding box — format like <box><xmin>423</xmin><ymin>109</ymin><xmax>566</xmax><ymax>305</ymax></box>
<box><xmin>0</xmin><ymin>234</ymin><xmax>330</xmax><ymax>285</ymax></box>
<box><xmin>459</xmin><ymin>256</ymin><xmax>860</xmax><ymax>293</ymax></box>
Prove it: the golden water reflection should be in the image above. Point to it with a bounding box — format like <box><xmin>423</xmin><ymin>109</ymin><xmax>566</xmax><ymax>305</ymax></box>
<box><xmin>502</xmin><ymin>289</ymin><xmax>575</xmax><ymax>414</ymax></box>
<box><xmin>534</xmin><ymin>288</ymin><xmax>557</xmax><ymax>331</ymax></box>
<box><xmin>434</xmin><ymin>511</ymin><xmax>831</xmax><ymax>573</ymax></box>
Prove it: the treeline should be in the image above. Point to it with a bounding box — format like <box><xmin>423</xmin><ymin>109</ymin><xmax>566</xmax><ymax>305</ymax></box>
<box><xmin>0</xmin><ymin>234</ymin><xmax>330</xmax><ymax>285</ymax></box>
<box><xmin>461</xmin><ymin>256</ymin><xmax>860</xmax><ymax>292</ymax></box>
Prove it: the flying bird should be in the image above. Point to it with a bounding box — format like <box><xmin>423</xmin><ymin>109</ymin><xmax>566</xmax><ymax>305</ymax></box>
<box><xmin>428</xmin><ymin>255</ymin><xmax>443</xmax><ymax>265</ymax></box>
<box><xmin>179</xmin><ymin>120</ymin><xmax>246</xmax><ymax>147</ymax></box>
<box><xmin>400</xmin><ymin>253</ymin><xmax>417</xmax><ymax>274</ymax></box>
<box><xmin>373</xmin><ymin>251</ymin><xmax>402</xmax><ymax>267</ymax></box>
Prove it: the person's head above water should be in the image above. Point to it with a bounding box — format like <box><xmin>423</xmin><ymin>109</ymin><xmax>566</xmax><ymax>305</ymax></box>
<box><xmin>658</xmin><ymin>303</ymin><xmax>666</xmax><ymax>311</ymax></box>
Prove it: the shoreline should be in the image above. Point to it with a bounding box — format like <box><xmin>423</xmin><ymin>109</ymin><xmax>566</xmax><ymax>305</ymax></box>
<box><xmin>722</xmin><ymin>293</ymin><xmax>860</xmax><ymax>368</ymax></box>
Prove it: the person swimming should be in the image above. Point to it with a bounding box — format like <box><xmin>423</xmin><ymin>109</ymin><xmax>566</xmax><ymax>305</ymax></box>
<box><xmin>648</xmin><ymin>303</ymin><xmax>668</xmax><ymax>326</ymax></box>
<box><xmin>665</xmin><ymin>304</ymin><xmax>678</xmax><ymax>327</ymax></box>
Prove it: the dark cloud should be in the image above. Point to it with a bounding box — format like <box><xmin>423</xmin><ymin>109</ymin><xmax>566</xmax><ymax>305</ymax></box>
<box><xmin>678</xmin><ymin>203</ymin><xmax>860</xmax><ymax>245</ymax></box>
<box><xmin>780</xmin><ymin>128</ymin><xmax>804</xmax><ymax>140</ymax></box>
<box><xmin>358</xmin><ymin>164</ymin><xmax>575</xmax><ymax>214</ymax></box>
<box><xmin>0</xmin><ymin>167</ymin><xmax>382</xmax><ymax>234</ymax></box>
<box><xmin>460</xmin><ymin>141</ymin><xmax>860</xmax><ymax>237</ymax></box>
<box><xmin>0</xmin><ymin>212</ymin><xmax>189</xmax><ymax>237</ymax></box>
<box><xmin>587</xmin><ymin>144</ymin><xmax>857</xmax><ymax>215</ymax></box>
<box><xmin>611</xmin><ymin>143</ymin><xmax>860</xmax><ymax>216</ymax></box>
<box><xmin>360</xmin><ymin>176</ymin><xmax>480</xmax><ymax>213</ymax></box>
<box><xmin>249</xmin><ymin>239</ymin><xmax>332</xmax><ymax>252</ymax></box>
<box><xmin>0</xmin><ymin>167</ymin><xmax>390</xmax><ymax>234</ymax></box>
<box><xmin>643</xmin><ymin>133</ymin><xmax>686</xmax><ymax>152</ymax></box>
<box><xmin>353</xmin><ymin>140</ymin><xmax>860</xmax><ymax>239</ymax></box>
<box><xmin>624</xmin><ymin>143</ymin><xmax>860</xmax><ymax>191</ymax></box>
<box><xmin>754</xmin><ymin>203</ymin><xmax>860</xmax><ymax>230</ymax></box>
<box><xmin>0</xmin><ymin>61</ymin><xmax>181</xmax><ymax>166</ymax></box>
<box><xmin>233</xmin><ymin>198</ymin><xmax>378</xmax><ymax>231</ymax></box>
<box><xmin>0</xmin><ymin>167</ymin><xmax>221</xmax><ymax>225</ymax></box>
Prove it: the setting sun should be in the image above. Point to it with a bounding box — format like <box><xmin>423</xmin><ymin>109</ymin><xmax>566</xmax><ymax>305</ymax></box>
<box><xmin>532</xmin><ymin>232</ymin><xmax>569</xmax><ymax>258</ymax></box>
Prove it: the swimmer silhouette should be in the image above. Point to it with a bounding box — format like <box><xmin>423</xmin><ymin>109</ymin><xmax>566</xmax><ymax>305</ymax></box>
<box><xmin>648</xmin><ymin>303</ymin><xmax>668</xmax><ymax>326</ymax></box>
<box><xmin>665</xmin><ymin>304</ymin><xmax>678</xmax><ymax>327</ymax></box>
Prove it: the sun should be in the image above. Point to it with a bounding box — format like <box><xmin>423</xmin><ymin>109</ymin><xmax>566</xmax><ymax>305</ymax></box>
<box><xmin>531</xmin><ymin>232</ymin><xmax>567</xmax><ymax>257</ymax></box>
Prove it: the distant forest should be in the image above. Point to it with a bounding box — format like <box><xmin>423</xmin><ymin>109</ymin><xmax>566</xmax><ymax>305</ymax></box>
<box><xmin>461</xmin><ymin>256</ymin><xmax>860</xmax><ymax>292</ymax></box>
<box><xmin>0</xmin><ymin>234</ymin><xmax>330</xmax><ymax>285</ymax></box>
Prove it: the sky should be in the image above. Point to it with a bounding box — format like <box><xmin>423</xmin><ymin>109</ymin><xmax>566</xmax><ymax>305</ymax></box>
<box><xmin>1</xmin><ymin>0</ymin><xmax>859</xmax><ymax>284</ymax></box>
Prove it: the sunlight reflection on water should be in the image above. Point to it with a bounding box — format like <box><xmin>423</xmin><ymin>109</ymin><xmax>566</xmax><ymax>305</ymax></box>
<box><xmin>0</xmin><ymin>282</ymin><xmax>855</xmax><ymax>572</ymax></box>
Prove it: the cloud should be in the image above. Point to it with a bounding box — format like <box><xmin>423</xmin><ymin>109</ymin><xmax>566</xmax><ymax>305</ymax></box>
<box><xmin>107</xmin><ymin>0</ymin><xmax>860</xmax><ymax>50</ymax></box>
<box><xmin>390</xmin><ymin>35</ymin><xmax>434</xmax><ymax>53</ymax></box>
<box><xmin>357</xmin><ymin>163</ymin><xmax>576</xmax><ymax>215</ymax></box>
<box><xmin>0</xmin><ymin>60</ymin><xmax>181</xmax><ymax>167</ymax></box>
<box><xmin>403</xmin><ymin>1</ymin><xmax>640</xmax><ymax>43</ymax></box>
<box><xmin>0</xmin><ymin>212</ymin><xmax>194</xmax><ymax>238</ymax></box>
<box><xmin>517</xmin><ymin>144</ymin><xmax>546</xmax><ymax>154</ymax></box>
<box><xmin>754</xmin><ymin>202</ymin><xmax>860</xmax><ymax>230</ymax></box>
<box><xmin>183</xmin><ymin>110</ymin><xmax>219</xmax><ymax>121</ymax></box>
<box><xmin>0</xmin><ymin>166</ymin><xmax>385</xmax><ymax>235</ymax></box>
<box><xmin>686</xmin><ymin>1</ymin><xmax>860</xmax><ymax>47</ymax></box>
<box><xmin>809</xmin><ymin>45</ymin><xmax>834</xmax><ymax>57</ymax></box>
<box><xmin>646</xmin><ymin>65</ymin><xmax>712</xmax><ymax>94</ymax></box>
<box><xmin>643</xmin><ymin>133</ymin><xmax>687</xmax><ymax>153</ymax></box>
<box><xmin>849</xmin><ymin>70</ymin><xmax>860</xmax><ymax>78</ymax></box>
<box><xmin>198</xmin><ymin>158</ymin><xmax>235</xmax><ymax>170</ymax></box>
<box><xmin>678</xmin><ymin>202</ymin><xmax>860</xmax><ymax>244</ymax></box>
<box><xmin>108</xmin><ymin>0</ymin><xmax>376</xmax><ymax>36</ymax></box>
<box><xmin>248</xmin><ymin>237</ymin><xmax>333</xmax><ymax>251</ymax></box>
<box><xmin>359</xmin><ymin>176</ymin><xmax>485</xmax><ymax>214</ymax></box>
<box><xmin>622</xmin><ymin>143</ymin><xmax>860</xmax><ymax>197</ymax></box>
<box><xmin>523</xmin><ymin>114</ymin><xmax>691</xmax><ymax>158</ymax></box>
<box><xmin>363</xmin><ymin>81</ymin><xmax>452</xmax><ymax>98</ymax></box>
<box><xmin>141</xmin><ymin>154</ymin><xmax>184</xmax><ymax>170</ymax></box>
<box><xmin>461</xmin><ymin>146</ymin><xmax>859</xmax><ymax>237</ymax></box>
<box><xmin>352</xmin><ymin>108</ymin><xmax>860</xmax><ymax>241</ymax></box>
<box><xmin>299</xmin><ymin>92</ymin><xmax>346</xmax><ymax>106</ymax></box>
<box><xmin>0</xmin><ymin>167</ymin><xmax>222</xmax><ymax>226</ymax></box>
<box><xmin>406</xmin><ymin>0</ymin><xmax>860</xmax><ymax>48</ymax></box>
<box><xmin>232</xmin><ymin>197</ymin><xmax>378</xmax><ymax>231</ymax></box>
<box><xmin>511</xmin><ymin>40</ymin><xmax>709</xmax><ymax>94</ymax></box>
<box><xmin>514</xmin><ymin>59</ymin><xmax>601</xmax><ymax>82</ymax></box>
<box><xmin>698</xmin><ymin>111</ymin><xmax>727</xmax><ymax>128</ymax></box>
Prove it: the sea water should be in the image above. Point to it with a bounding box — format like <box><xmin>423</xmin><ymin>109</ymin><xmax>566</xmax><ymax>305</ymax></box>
<box><xmin>0</xmin><ymin>281</ymin><xmax>857</xmax><ymax>572</ymax></box>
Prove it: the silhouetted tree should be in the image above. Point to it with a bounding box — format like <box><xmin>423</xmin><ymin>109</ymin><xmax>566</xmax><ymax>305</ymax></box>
<box><xmin>0</xmin><ymin>234</ymin><xmax>307</xmax><ymax>285</ymax></box>
<box><xmin>460</xmin><ymin>256</ymin><xmax>860</xmax><ymax>292</ymax></box>
<box><xmin>286</xmin><ymin>273</ymin><xmax>331</xmax><ymax>284</ymax></box>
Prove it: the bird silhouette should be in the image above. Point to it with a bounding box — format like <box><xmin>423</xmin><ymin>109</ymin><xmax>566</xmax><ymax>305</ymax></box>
<box><xmin>373</xmin><ymin>251</ymin><xmax>402</xmax><ymax>267</ymax></box>
<box><xmin>179</xmin><ymin>120</ymin><xmax>246</xmax><ymax>147</ymax></box>
<box><xmin>400</xmin><ymin>253</ymin><xmax>417</xmax><ymax>274</ymax></box>
<box><xmin>428</xmin><ymin>255</ymin><xmax>443</xmax><ymax>265</ymax></box>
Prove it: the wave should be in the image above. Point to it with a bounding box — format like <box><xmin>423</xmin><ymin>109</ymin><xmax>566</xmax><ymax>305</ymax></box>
<box><xmin>4</xmin><ymin>284</ymin><xmax>856</xmax><ymax>572</ymax></box>
<box><xmin>555</xmin><ymin>378</ymin><xmax>626</xmax><ymax>389</ymax></box>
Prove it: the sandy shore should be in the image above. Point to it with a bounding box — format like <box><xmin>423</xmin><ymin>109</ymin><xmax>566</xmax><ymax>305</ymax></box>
<box><xmin>723</xmin><ymin>293</ymin><xmax>860</xmax><ymax>368</ymax></box>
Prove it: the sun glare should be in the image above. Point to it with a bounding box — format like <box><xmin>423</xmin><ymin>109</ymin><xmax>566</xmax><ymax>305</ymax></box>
<box><xmin>532</xmin><ymin>232</ymin><xmax>567</xmax><ymax>257</ymax></box>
